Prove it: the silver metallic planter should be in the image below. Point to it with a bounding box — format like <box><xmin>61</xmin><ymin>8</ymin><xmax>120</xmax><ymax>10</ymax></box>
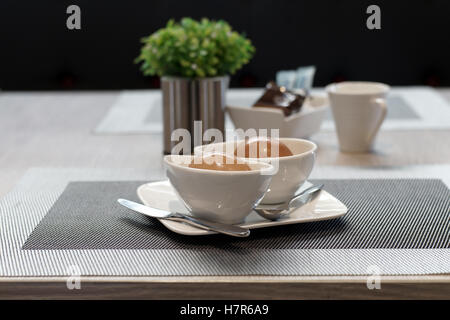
<box><xmin>161</xmin><ymin>76</ymin><xmax>229</xmax><ymax>154</ymax></box>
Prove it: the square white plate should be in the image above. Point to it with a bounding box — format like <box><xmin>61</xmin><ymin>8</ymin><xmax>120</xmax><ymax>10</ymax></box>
<box><xmin>137</xmin><ymin>180</ymin><xmax>348</xmax><ymax>236</ymax></box>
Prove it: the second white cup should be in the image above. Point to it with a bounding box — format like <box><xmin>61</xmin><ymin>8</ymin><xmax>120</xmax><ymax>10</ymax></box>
<box><xmin>195</xmin><ymin>138</ymin><xmax>317</xmax><ymax>204</ymax></box>
<box><xmin>326</xmin><ymin>81</ymin><xmax>389</xmax><ymax>153</ymax></box>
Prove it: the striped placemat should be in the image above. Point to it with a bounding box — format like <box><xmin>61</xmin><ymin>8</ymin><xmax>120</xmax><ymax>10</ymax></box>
<box><xmin>0</xmin><ymin>167</ymin><xmax>449</xmax><ymax>277</ymax></box>
<box><xmin>21</xmin><ymin>179</ymin><xmax>449</xmax><ymax>250</ymax></box>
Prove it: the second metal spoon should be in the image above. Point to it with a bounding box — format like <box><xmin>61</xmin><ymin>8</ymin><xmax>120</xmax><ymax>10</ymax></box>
<box><xmin>254</xmin><ymin>184</ymin><xmax>323</xmax><ymax>221</ymax></box>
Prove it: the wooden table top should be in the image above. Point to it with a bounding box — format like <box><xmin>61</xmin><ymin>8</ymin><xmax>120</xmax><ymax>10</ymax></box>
<box><xmin>0</xmin><ymin>88</ymin><xmax>449</xmax><ymax>299</ymax></box>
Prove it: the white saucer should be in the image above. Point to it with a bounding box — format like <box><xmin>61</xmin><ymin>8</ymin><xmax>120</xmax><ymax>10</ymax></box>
<box><xmin>137</xmin><ymin>180</ymin><xmax>347</xmax><ymax>236</ymax></box>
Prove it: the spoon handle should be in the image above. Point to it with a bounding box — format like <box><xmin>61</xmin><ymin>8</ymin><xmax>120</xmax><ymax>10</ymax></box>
<box><xmin>167</xmin><ymin>213</ymin><xmax>250</xmax><ymax>237</ymax></box>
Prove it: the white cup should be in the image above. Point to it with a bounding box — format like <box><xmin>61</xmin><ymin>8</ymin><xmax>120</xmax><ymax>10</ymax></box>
<box><xmin>326</xmin><ymin>81</ymin><xmax>389</xmax><ymax>153</ymax></box>
<box><xmin>164</xmin><ymin>155</ymin><xmax>273</xmax><ymax>224</ymax></box>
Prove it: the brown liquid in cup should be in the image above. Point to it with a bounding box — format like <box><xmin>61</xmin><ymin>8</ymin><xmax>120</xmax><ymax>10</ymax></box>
<box><xmin>235</xmin><ymin>138</ymin><xmax>293</xmax><ymax>158</ymax></box>
<box><xmin>188</xmin><ymin>155</ymin><xmax>251</xmax><ymax>171</ymax></box>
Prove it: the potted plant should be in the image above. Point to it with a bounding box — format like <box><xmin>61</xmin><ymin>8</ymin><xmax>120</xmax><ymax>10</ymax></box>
<box><xmin>136</xmin><ymin>18</ymin><xmax>255</xmax><ymax>153</ymax></box>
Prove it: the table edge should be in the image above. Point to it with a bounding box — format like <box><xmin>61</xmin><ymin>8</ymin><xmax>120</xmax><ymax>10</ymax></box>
<box><xmin>1</xmin><ymin>275</ymin><xmax>450</xmax><ymax>283</ymax></box>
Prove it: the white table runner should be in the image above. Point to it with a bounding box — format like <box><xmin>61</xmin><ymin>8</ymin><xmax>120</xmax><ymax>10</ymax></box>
<box><xmin>94</xmin><ymin>87</ymin><xmax>450</xmax><ymax>134</ymax></box>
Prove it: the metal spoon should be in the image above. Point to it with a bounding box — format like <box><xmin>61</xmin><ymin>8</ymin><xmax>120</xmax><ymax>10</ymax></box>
<box><xmin>254</xmin><ymin>184</ymin><xmax>323</xmax><ymax>221</ymax></box>
<box><xmin>118</xmin><ymin>198</ymin><xmax>250</xmax><ymax>237</ymax></box>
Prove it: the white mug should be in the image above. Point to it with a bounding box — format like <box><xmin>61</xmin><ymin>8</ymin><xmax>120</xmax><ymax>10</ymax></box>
<box><xmin>326</xmin><ymin>81</ymin><xmax>389</xmax><ymax>153</ymax></box>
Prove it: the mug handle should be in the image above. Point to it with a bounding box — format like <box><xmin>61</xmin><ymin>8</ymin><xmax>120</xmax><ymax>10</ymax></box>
<box><xmin>367</xmin><ymin>98</ymin><xmax>387</xmax><ymax>144</ymax></box>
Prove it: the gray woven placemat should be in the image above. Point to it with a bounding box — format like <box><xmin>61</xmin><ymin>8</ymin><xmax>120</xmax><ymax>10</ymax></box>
<box><xmin>22</xmin><ymin>179</ymin><xmax>449</xmax><ymax>250</ymax></box>
<box><xmin>1</xmin><ymin>167</ymin><xmax>449</xmax><ymax>276</ymax></box>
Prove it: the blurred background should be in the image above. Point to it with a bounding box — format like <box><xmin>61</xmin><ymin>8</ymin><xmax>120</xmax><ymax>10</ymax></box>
<box><xmin>1</xmin><ymin>0</ymin><xmax>449</xmax><ymax>90</ymax></box>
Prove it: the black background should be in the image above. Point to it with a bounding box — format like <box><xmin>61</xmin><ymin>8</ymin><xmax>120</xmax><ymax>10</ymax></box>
<box><xmin>0</xmin><ymin>300</ymin><xmax>448</xmax><ymax>317</ymax></box>
<box><xmin>1</xmin><ymin>0</ymin><xmax>449</xmax><ymax>90</ymax></box>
